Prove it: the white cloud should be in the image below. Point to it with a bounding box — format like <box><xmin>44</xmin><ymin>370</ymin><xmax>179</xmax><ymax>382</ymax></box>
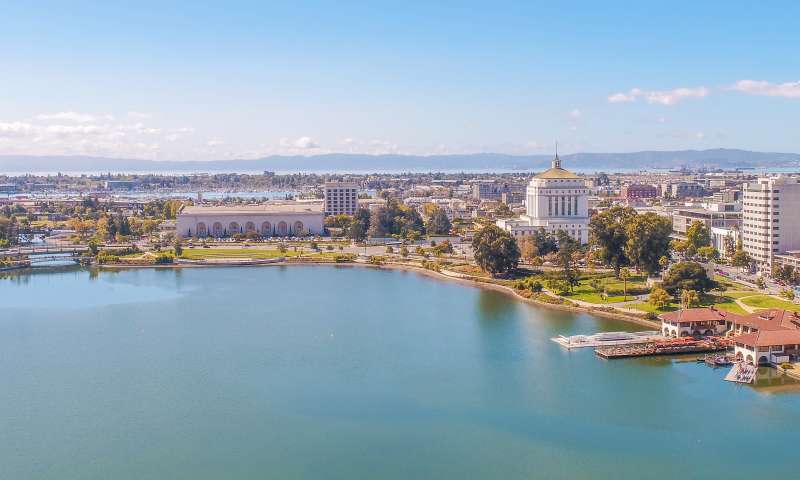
<box><xmin>35</xmin><ymin>111</ymin><xmax>113</xmax><ymax>122</ymax></box>
<box><xmin>608</xmin><ymin>86</ymin><xmax>709</xmax><ymax>105</ymax></box>
<box><xmin>730</xmin><ymin>79</ymin><xmax>800</xmax><ymax>98</ymax></box>
<box><xmin>294</xmin><ymin>136</ymin><xmax>319</xmax><ymax>149</ymax></box>
<box><xmin>127</xmin><ymin>111</ymin><xmax>153</xmax><ymax>119</ymax></box>
<box><xmin>206</xmin><ymin>138</ymin><xmax>225</xmax><ymax>147</ymax></box>
<box><xmin>568</xmin><ymin>109</ymin><xmax>582</xmax><ymax>119</ymax></box>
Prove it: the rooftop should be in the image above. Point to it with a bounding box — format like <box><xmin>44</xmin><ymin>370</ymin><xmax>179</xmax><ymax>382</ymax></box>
<box><xmin>180</xmin><ymin>202</ymin><xmax>323</xmax><ymax>216</ymax></box>
<box><xmin>535</xmin><ymin>154</ymin><xmax>580</xmax><ymax>180</ymax></box>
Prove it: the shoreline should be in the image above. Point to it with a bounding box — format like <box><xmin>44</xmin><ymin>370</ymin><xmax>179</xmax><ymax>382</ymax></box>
<box><xmin>90</xmin><ymin>259</ymin><xmax>661</xmax><ymax>329</ymax></box>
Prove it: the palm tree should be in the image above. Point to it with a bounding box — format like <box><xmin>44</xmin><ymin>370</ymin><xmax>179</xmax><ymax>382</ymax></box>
<box><xmin>620</xmin><ymin>267</ymin><xmax>631</xmax><ymax>301</ymax></box>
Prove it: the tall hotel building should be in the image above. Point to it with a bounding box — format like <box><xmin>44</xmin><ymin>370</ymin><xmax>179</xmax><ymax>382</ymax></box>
<box><xmin>741</xmin><ymin>176</ymin><xmax>800</xmax><ymax>272</ymax></box>
<box><xmin>323</xmin><ymin>182</ymin><xmax>359</xmax><ymax>216</ymax></box>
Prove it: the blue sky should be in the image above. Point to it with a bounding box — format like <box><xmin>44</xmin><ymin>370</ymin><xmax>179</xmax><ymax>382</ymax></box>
<box><xmin>1</xmin><ymin>1</ymin><xmax>798</xmax><ymax>160</ymax></box>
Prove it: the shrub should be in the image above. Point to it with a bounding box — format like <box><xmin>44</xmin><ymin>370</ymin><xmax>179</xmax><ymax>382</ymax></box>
<box><xmin>154</xmin><ymin>252</ymin><xmax>175</xmax><ymax>264</ymax></box>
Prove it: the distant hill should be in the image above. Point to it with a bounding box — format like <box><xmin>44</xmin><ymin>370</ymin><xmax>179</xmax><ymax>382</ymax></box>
<box><xmin>1</xmin><ymin>149</ymin><xmax>799</xmax><ymax>174</ymax></box>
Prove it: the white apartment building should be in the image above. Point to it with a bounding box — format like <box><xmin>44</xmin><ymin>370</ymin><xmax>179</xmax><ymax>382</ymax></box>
<box><xmin>741</xmin><ymin>176</ymin><xmax>800</xmax><ymax>272</ymax></box>
<box><xmin>323</xmin><ymin>182</ymin><xmax>359</xmax><ymax>216</ymax></box>
<box><xmin>496</xmin><ymin>155</ymin><xmax>589</xmax><ymax>244</ymax></box>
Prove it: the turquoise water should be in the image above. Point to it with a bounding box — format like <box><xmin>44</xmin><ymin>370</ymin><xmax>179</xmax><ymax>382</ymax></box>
<box><xmin>1</xmin><ymin>266</ymin><xmax>799</xmax><ymax>479</ymax></box>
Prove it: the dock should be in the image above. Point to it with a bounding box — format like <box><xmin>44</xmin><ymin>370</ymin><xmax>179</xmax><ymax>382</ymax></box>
<box><xmin>551</xmin><ymin>331</ymin><xmax>662</xmax><ymax>349</ymax></box>
<box><xmin>595</xmin><ymin>337</ymin><xmax>729</xmax><ymax>359</ymax></box>
<box><xmin>724</xmin><ymin>363</ymin><xmax>757</xmax><ymax>384</ymax></box>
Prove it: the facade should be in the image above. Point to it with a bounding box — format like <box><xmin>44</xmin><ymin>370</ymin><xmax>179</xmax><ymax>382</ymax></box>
<box><xmin>671</xmin><ymin>207</ymin><xmax>741</xmax><ymax>237</ymax></box>
<box><xmin>659</xmin><ymin>307</ymin><xmax>800</xmax><ymax>365</ymax></box>
<box><xmin>741</xmin><ymin>176</ymin><xmax>800</xmax><ymax>272</ymax></box>
<box><xmin>472</xmin><ymin>182</ymin><xmax>525</xmax><ymax>203</ymax></box>
<box><xmin>323</xmin><ymin>182</ymin><xmax>359</xmax><ymax>216</ymax></box>
<box><xmin>496</xmin><ymin>155</ymin><xmax>589</xmax><ymax>244</ymax></box>
<box><xmin>176</xmin><ymin>202</ymin><xmax>324</xmax><ymax>238</ymax></box>
<box><xmin>621</xmin><ymin>183</ymin><xmax>658</xmax><ymax>200</ymax></box>
<box><xmin>669</xmin><ymin>182</ymin><xmax>705</xmax><ymax>199</ymax></box>
<box><xmin>659</xmin><ymin>308</ymin><xmax>731</xmax><ymax>338</ymax></box>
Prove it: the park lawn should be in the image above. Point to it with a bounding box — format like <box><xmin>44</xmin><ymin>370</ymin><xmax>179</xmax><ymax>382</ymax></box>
<box><xmin>180</xmin><ymin>248</ymin><xmax>302</xmax><ymax>260</ymax></box>
<box><xmin>626</xmin><ymin>293</ymin><xmax>748</xmax><ymax>316</ymax></box>
<box><xmin>561</xmin><ymin>283</ymin><xmax>629</xmax><ymax>304</ymax></box>
<box><xmin>740</xmin><ymin>295</ymin><xmax>800</xmax><ymax>312</ymax></box>
<box><xmin>714</xmin><ymin>275</ymin><xmax>754</xmax><ymax>291</ymax></box>
<box><xmin>627</xmin><ymin>302</ymin><xmax>678</xmax><ymax>314</ymax></box>
<box><xmin>721</xmin><ymin>291</ymin><xmax>758</xmax><ymax>299</ymax></box>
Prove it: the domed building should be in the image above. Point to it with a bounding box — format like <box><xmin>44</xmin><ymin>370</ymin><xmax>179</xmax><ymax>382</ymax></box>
<box><xmin>496</xmin><ymin>154</ymin><xmax>589</xmax><ymax>244</ymax></box>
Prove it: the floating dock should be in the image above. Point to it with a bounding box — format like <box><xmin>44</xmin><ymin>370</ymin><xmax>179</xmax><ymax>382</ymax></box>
<box><xmin>552</xmin><ymin>331</ymin><xmax>662</xmax><ymax>349</ymax></box>
<box><xmin>725</xmin><ymin>363</ymin><xmax>757</xmax><ymax>384</ymax></box>
<box><xmin>595</xmin><ymin>338</ymin><xmax>728</xmax><ymax>359</ymax></box>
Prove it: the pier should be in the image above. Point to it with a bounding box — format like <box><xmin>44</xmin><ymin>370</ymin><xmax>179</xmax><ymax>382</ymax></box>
<box><xmin>595</xmin><ymin>337</ymin><xmax>729</xmax><ymax>359</ymax></box>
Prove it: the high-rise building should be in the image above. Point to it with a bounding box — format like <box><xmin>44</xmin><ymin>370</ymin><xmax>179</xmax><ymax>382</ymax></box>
<box><xmin>324</xmin><ymin>182</ymin><xmax>359</xmax><ymax>216</ymax></box>
<box><xmin>741</xmin><ymin>176</ymin><xmax>800</xmax><ymax>272</ymax></box>
<box><xmin>496</xmin><ymin>155</ymin><xmax>589</xmax><ymax>244</ymax></box>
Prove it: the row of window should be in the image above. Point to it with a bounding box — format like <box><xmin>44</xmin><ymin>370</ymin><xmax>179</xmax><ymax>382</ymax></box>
<box><xmin>547</xmin><ymin>195</ymin><xmax>580</xmax><ymax>217</ymax></box>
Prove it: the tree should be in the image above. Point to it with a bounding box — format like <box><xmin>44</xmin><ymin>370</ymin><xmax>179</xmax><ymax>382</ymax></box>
<box><xmin>399</xmin><ymin>246</ymin><xmax>409</xmax><ymax>258</ymax></box>
<box><xmin>472</xmin><ymin>225</ymin><xmax>520</xmax><ymax>276</ymax></box>
<box><xmin>730</xmin><ymin>234</ymin><xmax>751</xmax><ymax>269</ymax></box>
<box><xmin>87</xmin><ymin>238</ymin><xmax>99</xmax><ymax>255</ymax></box>
<box><xmin>780</xmin><ymin>289</ymin><xmax>796</xmax><ymax>301</ymax></box>
<box><xmin>661</xmin><ymin>261</ymin><xmax>717</xmax><ymax>294</ymax></box>
<box><xmin>555</xmin><ymin>230</ymin><xmax>579</xmax><ymax>291</ymax></box>
<box><xmin>697</xmin><ymin>246</ymin><xmax>719</xmax><ymax>262</ymax></box>
<box><xmin>680</xmin><ymin>289</ymin><xmax>700</xmax><ymax>309</ymax></box>
<box><xmin>773</xmin><ymin>265</ymin><xmax>798</xmax><ymax>285</ymax></box>
<box><xmin>173</xmin><ymin>238</ymin><xmax>183</xmax><ymax>256</ymax></box>
<box><xmin>648</xmin><ymin>287</ymin><xmax>671</xmax><ymax>309</ymax></box>
<box><xmin>723</xmin><ymin>232</ymin><xmax>736</xmax><ymax>258</ymax></box>
<box><xmin>685</xmin><ymin>221</ymin><xmax>711</xmax><ymax>256</ymax></box>
<box><xmin>589</xmin><ymin>205</ymin><xmax>635</xmax><ymax>277</ymax></box>
<box><xmin>659</xmin><ymin>256</ymin><xmax>670</xmax><ymax>271</ymax></box>
<box><xmin>624</xmin><ymin>212</ymin><xmax>673</xmax><ymax>275</ymax></box>
<box><xmin>532</xmin><ymin>228</ymin><xmax>558</xmax><ymax>256</ymax></box>
<box><xmin>494</xmin><ymin>203</ymin><xmax>514</xmax><ymax>218</ymax></box>
<box><xmin>425</xmin><ymin>207</ymin><xmax>451</xmax><ymax>235</ymax></box>
<box><xmin>620</xmin><ymin>267</ymin><xmax>631</xmax><ymax>301</ymax></box>
<box><xmin>347</xmin><ymin>208</ymin><xmax>370</xmax><ymax>241</ymax></box>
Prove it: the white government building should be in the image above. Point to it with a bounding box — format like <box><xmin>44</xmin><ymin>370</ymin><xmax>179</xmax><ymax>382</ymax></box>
<box><xmin>176</xmin><ymin>202</ymin><xmax>325</xmax><ymax>238</ymax></box>
<box><xmin>496</xmin><ymin>154</ymin><xmax>589</xmax><ymax>244</ymax></box>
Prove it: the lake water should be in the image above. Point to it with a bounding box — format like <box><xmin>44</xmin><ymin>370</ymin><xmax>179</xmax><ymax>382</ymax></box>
<box><xmin>1</xmin><ymin>266</ymin><xmax>799</xmax><ymax>479</ymax></box>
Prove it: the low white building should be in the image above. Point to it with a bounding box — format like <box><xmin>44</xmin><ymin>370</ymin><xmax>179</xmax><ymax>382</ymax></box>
<box><xmin>176</xmin><ymin>202</ymin><xmax>324</xmax><ymax>238</ymax></box>
<box><xmin>658</xmin><ymin>308</ymin><xmax>731</xmax><ymax>338</ymax></box>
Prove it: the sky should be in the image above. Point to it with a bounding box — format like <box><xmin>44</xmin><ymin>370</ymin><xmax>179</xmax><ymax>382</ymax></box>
<box><xmin>0</xmin><ymin>0</ymin><xmax>799</xmax><ymax>161</ymax></box>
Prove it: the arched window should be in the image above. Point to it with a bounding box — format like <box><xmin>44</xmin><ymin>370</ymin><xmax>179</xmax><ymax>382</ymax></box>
<box><xmin>229</xmin><ymin>222</ymin><xmax>240</xmax><ymax>234</ymax></box>
<box><xmin>261</xmin><ymin>221</ymin><xmax>272</xmax><ymax>236</ymax></box>
<box><xmin>294</xmin><ymin>221</ymin><xmax>304</xmax><ymax>235</ymax></box>
<box><xmin>212</xmin><ymin>222</ymin><xmax>224</xmax><ymax>237</ymax></box>
<box><xmin>277</xmin><ymin>221</ymin><xmax>288</xmax><ymax>236</ymax></box>
<box><xmin>196</xmin><ymin>222</ymin><xmax>208</xmax><ymax>237</ymax></box>
<box><xmin>245</xmin><ymin>221</ymin><xmax>256</xmax><ymax>233</ymax></box>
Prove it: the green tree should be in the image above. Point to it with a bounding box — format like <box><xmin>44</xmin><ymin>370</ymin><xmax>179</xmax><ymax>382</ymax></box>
<box><xmin>425</xmin><ymin>207</ymin><xmax>452</xmax><ymax>235</ymax></box>
<box><xmin>173</xmin><ymin>238</ymin><xmax>183</xmax><ymax>256</ymax></box>
<box><xmin>624</xmin><ymin>212</ymin><xmax>673</xmax><ymax>275</ymax></box>
<box><xmin>494</xmin><ymin>203</ymin><xmax>514</xmax><ymax>218</ymax></box>
<box><xmin>399</xmin><ymin>246</ymin><xmax>409</xmax><ymax>258</ymax></box>
<box><xmin>555</xmin><ymin>230</ymin><xmax>579</xmax><ymax>291</ymax></box>
<box><xmin>620</xmin><ymin>267</ymin><xmax>631</xmax><ymax>300</ymax></box>
<box><xmin>680</xmin><ymin>289</ymin><xmax>700</xmax><ymax>309</ymax></box>
<box><xmin>685</xmin><ymin>221</ymin><xmax>711</xmax><ymax>256</ymax></box>
<box><xmin>472</xmin><ymin>225</ymin><xmax>521</xmax><ymax>276</ymax></box>
<box><xmin>661</xmin><ymin>261</ymin><xmax>717</xmax><ymax>294</ymax></box>
<box><xmin>648</xmin><ymin>287</ymin><xmax>671</xmax><ymax>309</ymax></box>
<box><xmin>730</xmin><ymin>234</ymin><xmax>751</xmax><ymax>269</ymax></box>
<box><xmin>347</xmin><ymin>208</ymin><xmax>370</xmax><ymax>241</ymax></box>
<box><xmin>589</xmin><ymin>205</ymin><xmax>635</xmax><ymax>277</ymax></box>
<box><xmin>87</xmin><ymin>238</ymin><xmax>100</xmax><ymax>256</ymax></box>
<box><xmin>697</xmin><ymin>246</ymin><xmax>719</xmax><ymax>262</ymax></box>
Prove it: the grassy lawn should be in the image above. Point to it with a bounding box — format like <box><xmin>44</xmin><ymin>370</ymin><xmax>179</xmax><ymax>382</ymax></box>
<box><xmin>626</xmin><ymin>293</ymin><xmax>749</xmax><ymax>316</ymax></box>
<box><xmin>714</xmin><ymin>274</ymin><xmax>754</xmax><ymax>291</ymax></box>
<box><xmin>740</xmin><ymin>295</ymin><xmax>800</xmax><ymax>312</ymax></box>
<box><xmin>561</xmin><ymin>284</ymin><xmax>629</xmax><ymax>304</ymax></box>
<box><xmin>627</xmin><ymin>302</ymin><xmax>678</xmax><ymax>314</ymax></box>
<box><xmin>721</xmin><ymin>291</ymin><xmax>758</xmax><ymax>299</ymax></box>
<box><xmin>180</xmin><ymin>248</ymin><xmax>302</xmax><ymax>260</ymax></box>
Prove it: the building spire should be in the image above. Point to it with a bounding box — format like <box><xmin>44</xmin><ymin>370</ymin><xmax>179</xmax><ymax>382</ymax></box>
<box><xmin>552</xmin><ymin>141</ymin><xmax>561</xmax><ymax>169</ymax></box>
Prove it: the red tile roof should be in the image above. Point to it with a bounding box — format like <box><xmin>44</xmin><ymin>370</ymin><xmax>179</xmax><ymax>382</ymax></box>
<box><xmin>735</xmin><ymin>329</ymin><xmax>800</xmax><ymax>348</ymax></box>
<box><xmin>659</xmin><ymin>307</ymin><xmax>741</xmax><ymax>323</ymax></box>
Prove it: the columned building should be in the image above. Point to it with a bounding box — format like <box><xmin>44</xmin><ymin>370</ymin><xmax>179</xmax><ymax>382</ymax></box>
<box><xmin>496</xmin><ymin>155</ymin><xmax>589</xmax><ymax>244</ymax></box>
<box><xmin>176</xmin><ymin>202</ymin><xmax>324</xmax><ymax>238</ymax></box>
